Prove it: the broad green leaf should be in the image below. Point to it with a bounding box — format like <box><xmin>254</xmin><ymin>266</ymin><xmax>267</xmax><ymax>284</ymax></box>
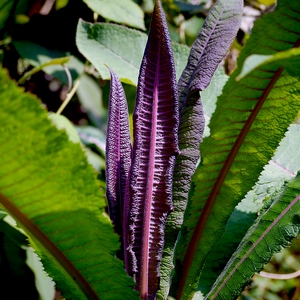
<box><xmin>236</xmin><ymin>47</ymin><xmax>300</xmax><ymax>81</ymax></box>
<box><xmin>173</xmin><ymin>0</ymin><xmax>300</xmax><ymax>299</ymax></box>
<box><xmin>184</xmin><ymin>16</ymin><xmax>204</xmax><ymax>38</ymax></box>
<box><xmin>206</xmin><ymin>174</ymin><xmax>300</xmax><ymax>299</ymax></box>
<box><xmin>14</xmin><ymin>41</ymin><xmax>84</xmax><ymax>85</ymax></box>
<box><xmin>198</xmin><ymin>124</ymin><xmax>300</xmax><ymax>295</ymax></box>
<box><xmin>201</xmin><ymin>67</ymin><xmax>229</xmax><ymax>138</ymax></box>
<box><xmin>83</xmin><ymin>0</ymin><xmax>145</xmax><ymax>30</ymax></box>
<box><xmin>76</xmin><ymin>20</ymin><xmax>190</xmax><ymax>86</ymax></box>
<box><xmin>84</xmin><ymin>148</ymin><xmax>105</xmax><ymax>172</ymax></box>
<box><xmin>0</xmin><ymin>66</ymin><xmax>138</xmax><ymax>300</ymax></box>
<box><xmin>142</xmin><ymin>0</ymin><xmax>154</xmax><ymax>13</ymax></box>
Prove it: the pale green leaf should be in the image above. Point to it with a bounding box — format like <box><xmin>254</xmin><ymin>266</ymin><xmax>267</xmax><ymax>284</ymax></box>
<box><xmin>236</xmin><ymin>47</ymin><xmax>300</xmax><ymax>81</ymax></box>
<box><xmin>76</xmin><ymin>126</ymin><xmax>106</xmax><ymax>155</ymax></box>
<box><xmin>83</xmin><ymin>0</ymin><xmax>145</xmax><ymax>30</ymax></box>
<box><xmin>76</xmin><ymin>20</ymin><xmax>190</xmax><ymax>86</ymax></box>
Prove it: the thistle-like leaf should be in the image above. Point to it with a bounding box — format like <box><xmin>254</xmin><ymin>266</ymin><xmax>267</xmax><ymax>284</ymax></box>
<box><xmin>158</xmin><ymin>0</ymin><xmax>243</xmax><ymax>298</ymax></box>
<box><xmin>126</xmin><ymin>0</ymin><xmax>179</xmax><ymax>298</ymax></box>
<box><xmin>206</xmin><ymin>174</ymin><xmax>300</xmax><ymax>300</ymax></box>
<box><xmin>171</xmin><ymin>0</ymin><xmax>300</xmax><ymax>299</ymax></box>
<box><xmin>106</xmin><ymin>68</ymin><xmax>131</xmax><ymax>238</ymax></box>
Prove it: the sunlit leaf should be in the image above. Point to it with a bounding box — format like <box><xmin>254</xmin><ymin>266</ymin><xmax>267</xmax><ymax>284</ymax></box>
<box><xmin>83</xmin><ymin>0</ymin><xmax>145</xmax><ymax>30</ymax></box>
<box><xmin>0</xmin><ymin>66</ymin><xmax>139</xmax><ymax>300</ymax></box>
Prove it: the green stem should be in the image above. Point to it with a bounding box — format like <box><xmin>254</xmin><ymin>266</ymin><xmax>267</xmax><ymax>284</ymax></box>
<box><xmin>56</xmin><ymin>78</ymin><xmax>81</xmax><ymax>115</ymax></box>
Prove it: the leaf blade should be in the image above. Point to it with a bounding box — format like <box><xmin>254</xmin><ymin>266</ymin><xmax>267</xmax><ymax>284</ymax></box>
<box><xmin>76</xmin><ymin>20</ymin><xmax>190</xmax><ymax>86</ymax></box>
<box><xmin>173</xmin><ymin>1</ymin><xmax>300</xmax><ymax>298</ymax></box>
<box><xmin>0</xmin><ymin>67</ymin><xmax>138</xmax><ymax>300</ymax></box>
<box><xmin>106</xmin><ymin>68</ymin><xmax>132</xmax><ymax>238</ymax></box>
<box><xmin>126</xmin><ymin>1</ymin><xmax>179</xmax><ymax>298</ymax></box>
<box><xmin>83</xmin><ymin>0</ymin><xmax>145</xmax><ymax>30</ymax></box>
<box><xmin>206</xmin><ymin>175</ymin><xmax>300</xmax><ymax>299</ymax></box>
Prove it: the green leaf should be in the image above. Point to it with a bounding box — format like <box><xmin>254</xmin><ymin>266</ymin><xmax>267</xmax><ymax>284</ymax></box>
<box><xmin>173</xmin><ymin>0</ymin><xmax>300</xmax><ymax>298</ymax></box>
<box><xmin>83</xmin><ymin>0</ymin><xmax>145</xmax><ymax>30</ymax></box>
<box><xmin>157</xmin><ymin>66</ymin><xmax>228</xmax><ymax>300</ymax></box>
<box><xmin>206</xmin><ymin>174</ymin><xmax>300</xmax><ymax>300</ymax></box>
<box><xmin>0</xmin><ymin>66</ymin><xmax>138</xmax><ymax>300</ymax></box>
<box><xmin>76</xmin><ymin>125</ymin><xmax>106</xmax><ymax>155</ymax></box>
<box><xmin>48</xmin><ymin>113</ymin><xmax>81</xmax><ymax>144</ymax></box>
<box><xmin>197</xmin><ymin>123</ymin><xmax>300</xmax><ymax>295</ymax></box>
<box><xmin>14</xmin><ymin>41</ymin><xmax>84</xmax><ymax>85</ymax></box>
<box><xmin>201</xmin><ymin>67</ymin><xmax>229</xmax><ymax>138</ymax></box>
<box><xmin>76</xmin><ymin>20</ymin><xmax>190</xmax><ymax>86</ymax></box>
<box><xmin>18</xmin><ymin>56</ymin><xmax>72</xmax><ymax>84</ymax></box>
<box><xmin>236</xmin><ymin>47</ymin><xmax>300</xmax><ymax>81</ymax></box>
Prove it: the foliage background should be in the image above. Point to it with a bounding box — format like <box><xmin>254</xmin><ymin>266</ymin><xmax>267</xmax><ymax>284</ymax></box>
<box><xmin>1</xmin><ymin>0</ymin><xmax>300</xmax><ymax>299</ymax></box>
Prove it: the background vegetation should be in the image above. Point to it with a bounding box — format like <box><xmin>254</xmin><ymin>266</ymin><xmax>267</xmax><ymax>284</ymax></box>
<box><xmin>2</xmin><ymin>0</ymin><xmax>300</xmax><ymax>299</ymax></box>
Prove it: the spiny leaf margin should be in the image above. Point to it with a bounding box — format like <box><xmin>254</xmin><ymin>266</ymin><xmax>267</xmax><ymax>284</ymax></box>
<box><xmin>206</xmin><ymin>174</ymin><xmax>300</xmax><ymax>300</ymax></box>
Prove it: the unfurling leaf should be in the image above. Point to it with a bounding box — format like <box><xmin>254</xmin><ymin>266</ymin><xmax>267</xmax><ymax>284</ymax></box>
<box><xmin>159</xmin><ymin>0</ymin><xmax>243</xmax><ymax>299</ymax></box>
<box><xmin>106</xmin><ymin>68</ymin><xmax>131</xmax><ymax>238</ymax></box>
<box><xmin>124</xmin><ymin>0</ymin><xmax>179</xmax><ymax>298</ymax></box>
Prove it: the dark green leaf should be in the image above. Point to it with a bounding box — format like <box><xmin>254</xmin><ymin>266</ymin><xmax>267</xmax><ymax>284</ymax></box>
<box><xmin>173</xmin><ymin>0</ymin><xmax>300</xmax><ymax>299</ymax></box>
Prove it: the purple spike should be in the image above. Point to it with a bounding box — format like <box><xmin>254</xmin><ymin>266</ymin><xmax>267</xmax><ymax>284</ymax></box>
<box><xmin>106</xmin><ymin>68</ymin><xmax>131</xmax><ymax>240</ymax></box>
<box><xmin>125</xmin><ymin>0</ymin><xmax>179</xmax><ymax>298</ymax></box>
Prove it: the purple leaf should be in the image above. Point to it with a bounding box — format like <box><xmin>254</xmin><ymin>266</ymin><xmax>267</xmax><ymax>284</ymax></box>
<box><xmin>178</xmin><ymin>0</ymin><xmax>243</xmax><ymax>103</ymax></box>
<box><xmin>106</xmin><ymin>68</ymin><xmax>131</xmax><ymax>239</ymax></box>
<box><xmin>125</xmin><ymin>0</ymin><xmax>179</xmax><ymax>298</ymax></box>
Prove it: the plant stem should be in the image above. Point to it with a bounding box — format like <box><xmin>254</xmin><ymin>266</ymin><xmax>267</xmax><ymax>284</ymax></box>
<box><xmin>56</xmin><ymin>78</ymin><xmax>81</xmax><ymax>115</ymax></box>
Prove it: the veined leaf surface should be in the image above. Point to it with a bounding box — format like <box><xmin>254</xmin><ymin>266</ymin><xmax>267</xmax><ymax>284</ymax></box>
<box><xmin>106</xmin><ymin>68</ymin><xmax>131</xmax><ymax>238</ymax></box>
<box><xmin>165</xmin><ymin>0</ymin><xmax>243</xmax><ymax>298</ymax></box>
<box><xmin>172</xmin><ymin>0</ymin><xmax>300</xmax><ymax>299</ymax></box>
<box><xmin>236</xmin><ymin>47</ymin><xmax>300</xmax><ymax>80</ymax></box>
<box><xmin>206</xmin><ymin>174</ymin><xmax>300</xmax><ymax>299</ymax></box>
<box><xmin>0</xmin><ymin>67</ymin><xmax>138</xmax><ymax>300</ymax></box>
<box><xmin>198</xmin><ymin>123</ymin><xmax>300</xmax><ymax>295</ymax></box>
<box><xmin>76</xmin><ymin>20</ymin><xmax>190</xmax><ymax>86</ymax></box>
<box><xmin>126</xmin><ymin>0</ymin><xmax>179</xmax><ymax>298</ymax></box>
<box><xmin>83</xmin><ymin>0</ymin><xmax>145</xmax><ymax>30</ymax></box>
